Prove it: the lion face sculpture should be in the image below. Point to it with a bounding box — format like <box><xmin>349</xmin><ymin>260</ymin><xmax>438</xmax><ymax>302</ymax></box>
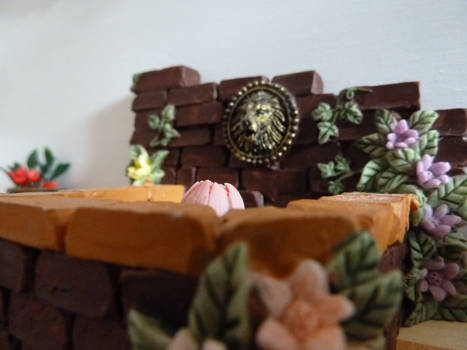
<box><xmin>230</xmin><ymin>90</ymin><xmax>288</xmax><ymax>157</ymax></box>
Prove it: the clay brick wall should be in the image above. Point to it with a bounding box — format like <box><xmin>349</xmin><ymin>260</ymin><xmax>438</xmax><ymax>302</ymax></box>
<box><xmin>130</xmin><ymin>66</ymin><xmax>467</xmax><ymax>207</ymax></box>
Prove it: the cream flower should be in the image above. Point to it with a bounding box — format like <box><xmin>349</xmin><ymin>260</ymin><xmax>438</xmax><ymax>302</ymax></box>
<box><xmin>253</xmin><ymin>260</ymin><xmax>354</xmax><ymax>350</ymax></box>
<box><xmin>127</xmin><ymin>149</ymin><xmax>152</xmax><ymax>180</ymax></box>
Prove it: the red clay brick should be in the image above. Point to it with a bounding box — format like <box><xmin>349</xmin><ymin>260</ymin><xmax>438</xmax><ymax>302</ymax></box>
<box><xmin>0</xmin><ymin>239</ymin><xmax>35</xmax><ymax>292</ymax></box>
<box><xmin>73</xmin><ymin>316</ymin><xmax>131</xmax><ymax>350</ymax></box>
<box><xmin>132</xmin><ymin>65</ymin><xmax>200</xmax><ymax>93</ymax></box>
<box><xmin>132</xmin><ymin>90</ymin><xmax>167</xmax><ymax>111</ymax></box>
<box><xmin>168</xmin><ymin>83</ymin><xmax>218</xmax><ymax>106</ymax></box>
<box><xmin>176</xmin><ymin>102</ymin><xmax>223</xmax><ymax>126</ymax></box>
<box><xmin>169</xmin><ymin>127</ymin><xmax>211</xmax><ymax>147</ymax></box>
<box><xmin>197</xmin><ymin>168</ymin><xmax>239</xmax><ymax>187</ymax></box>
<box><xmin>219</xmin><ymin>76</ymin><xmax>269</xmax><ymax>100</ymax></box>
<box><xmin>177</xmin><ymin>167</ymin><xmax>197</xmax><ymax>189</ymax></box>
<box><xmin>181</xmin><ymin>146</ymin><xmax>227</xmax><ymax>167</ymax></box>
<box><xmin>354</xmin><ymin>82</ymin><xmax>420</xmax><ymax>111</ymax></box>
<box><xmin>434</xmin><ymin>109</ymin><xmax>467</xmax><ymax>136</ymax></box>
<box><xmin>272</xmin><ymin>71</ymin><xmax>323</xmax><ymax>96</ymax></box>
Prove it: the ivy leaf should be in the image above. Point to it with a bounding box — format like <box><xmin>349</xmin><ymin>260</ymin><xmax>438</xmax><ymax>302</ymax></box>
<box><xmin>438</xmin><ymin>231</ymin><xmax>467</xmax><ymax>261</ymax></box>
<box><xmin>318</xmin><ymin>161</ymin><xmax>337</xmax><ymax>179</ymax></box>
<box><xmin>356</xmin><ymin>133</ymin><xmax>386</xmax><ymax>159</ymax></box>
<box><xmin>130</xmin><ymin>145</ymin><xmax>146</xmax><ymax>160</ymax></box>
<box><xmin>376</xmin><ymin>169</ymin><xmax>409</xmax><ymax>193</ymax></box>
<box><xmin>150</xmin><ymin>150</ymin><xmax>169</xmax><ymax>168</ymax></box>
<box><xmin>437</xmin><ymin>294</ymin><xmax>467</xmax><ymax>321</ymax></box>
<box><xmin>385</xmin><ymin>148</ymin><xmax>420</xmax><ymax>173</ymax></box>
<box><xmin>415</xmin><ymin>130</ymin><xmax>439</xmax><ymax>157</ymax></box>
<box><xmin>150</xmin><ymin>168</ymin><xmax>165</xmax><ymax>185</ymax></box>
<box><xmin>404</xmin><ymin>267</ymin><xmax>425</xmax><ymax>302</ymax></box>
<box><xmin>127</xmin><ymin>309</ymin><xmax>172</xmax><ymax>350</ymax></box>
<box><xmin>148</xmin><ymin>114</ymin><xmax>161</xmax><ymax>130</ymax></box>
<box><xmin>342</xmin><ymin>101</ymin><xmax>363</xmax><ymax>124</ymax></box>
<box><xmin>407</xmin><ymin>229</ymin><xmax>436</xmax><ymax>268</ymax></box>
<box><xmin>312</xmin><ymin>102</ymin><xmax>333</xmax><ymax>122</ymax></box>
<box><xmin>327</xmin><ymin>231</ymin><xmax>381</xmax><ymax>290</ymax></box>
<box><xmin>188</xmin><ymin>243</ymin><xmax>250</xmax><ymax>349</ymax></box>
<box><xmin>403</xmin><ymin>295</ymin><xmax>438</xmax><ymax>326</ymax></box>
<box><xmin>26</xmin><ymin>150</ymin><xmax>39</xmax><ymax>169</ymax></box>
<box><xmin>328</xmin><ymin>180</ymin><xmax>345</xmax><ymax>194</ymax></box>
<box><xmin>149</xmin><ymin>136</ymin><xmax>162</xmax><ymax>148</ymax></box>
<box><xmin>334</xmin><ymin>155</ymin><xmax>351</xmax><ymax>173</ymax></box>
<box><xmin>41</xmin><ymin>147</ymin><xmax>55</xmax><ymax>175</ymax></box>
<box><xmin>357</xmin><ymin>158</ymin><xmax>388</xmax><ymax>192</ymax></box>
<box><xmin>375</xmin><ymin>109</ymin><xmax>396</xmax><ymax>135</ymax></box>
<box><xmin>49</xmin><ymin>163</ymin><xmax>70</xmax><ymax>180</ymax></box>
<box><xmin>409</xmin><ymin>110</ymin><xmax>439</xmax><ymax>135</ymax></box>
<box><xmin>317</xmin><ymin>121</ymin><xmax>338</xmax><ymax>144</ymax></box>
<box><xmin>428</xmin><ymin>175</ymin><xmax>467</xmax><ymax>219</ymax></box>
<box><xmin>161</xmin><ymin>104</ymin><xmax>176</xmax><ymax>122</ymax></box>
<box><xmin>341</xmin><ymin>270</ymin><xmax>403</xmax><ymax>340</ymax></box>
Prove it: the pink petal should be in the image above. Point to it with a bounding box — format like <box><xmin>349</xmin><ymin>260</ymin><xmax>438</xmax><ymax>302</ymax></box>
<box><xmin>425</xmin><ymin>258</ymin><xmax>445</xmax><ymax>271</ymax></box>
<box><xmin>438</xmin><ymin>174</ymin><xmax>451</xmax><ymax>184</ymax></box>
<box><xmin>387</xmin><ymin>133</ymin><xmax>397</xmax><ymax>143</ymax></box>
<box><xmin>208</xmin><ymin>182</ymin><xmax>230</xmax><ymax>216</ymax></box>
<box><xmin>395</xmin><ymin>120</ymin><xmax>409</xmax><ymax>134</ymax></box>
<box><xmin>418</xmin><ymin>171</ymin><xmax>432</xmax><ymax>183</ymax></box>
<box><xmin>443</xmin><ymin>263</ymin><xmax>460</xmax><ymax>280</ymax></box>
<box><xmin>441</xmin><ymin>280</ymin><xmax>457</xmax><ymax>296</ymax></box>
<box><xmin>421</xmin><ymin>218</ymin><xmax>436</xmax><ymax>232</ymax></box>
<box><xmin>429</xmin><ymin>285</ymin><xmax>447</xmax><ymax>302</ymax></box>
<box><xmin>432</xmin><ymin>225</ymin><xmax>451</xmax><ymax>238</ymax></box>
<box><xmin>418</xmin><ymin>279</ymin><xmax>429</xmax><ymax>292</ymax></box>
<box><xmin>421</xmin><ymin>268</ymin><xmax>428</xmax><ymax>278</ymax></box>
<box><xmin>434</xmin><ymin>204</ymin><xmax>449</xmax><ymax>218</ymax></box>
<box><xmin>256</xmin><ymin>318</ymin><xmax>298</xmax><ymax>350</ymax></box>
<box><xmin>182</xmin><ymin>180</ymin><xmax>212</xmax><ymax>206</ymax></box>
<box><xmin>395</xmin><ymin>142</ymin><xmax>408</xmax><ymax>148</ymax></box>
<box><xmin>315</xmin><ymin>295</ymin><xmax>354</xmax><ymax>325</ymax></box>
<box><xmin>405</xmin><ymin>129</ymin><xmax>419</xmax><ymax>138</ymax></box>
<box><xmin>405</xmin><ymin>137</ymin><xmax>417</xmax><ymax>145</ymax></box>
<box><xmin>386</xmin><ymin>142</ymin><xmax>395</xmax><ymax>150</ymax></box>
<box><xmin>304</xmin><ymin>326</ymin><xmax>347</xmax><ymax>350</ymax></box>
<box><xmin>430</xmin><ymin>162</ymin><xmax>451</xmax><ymax>176</ymax></box>
<box><xmin>417</xmin><ymin>161</ymin><xmax>426</xmax><ymax>174</ymax></box>
<box><xmin>441</xmin><ymin>214</ymin><xmax>462</xmax><ymax>226</ymax></box>
<box><xmin>202</xmin><ymin>340</ymin><xmax>227</xmax><ymax>350</ymax></box>
<box><xmin>251</xmin><ymin>273</ymin><xmax>292</xmax><ymax>318</ymax></box>
<box><xmin>224</xmin><ymin>183</ymin><xmax>245</xmax><ymax>211</ymax></box>
<box><xmin>168</xmin><ymin>329</ymin><xmax>198</xmax><ymax>350</ymax></box>
<box><xmin>424</xmin><ymin>205</ymin><xmax>434</xmax><ymax>218</ymax></box>
<box><xmin>289</xmin><ymin>260</ymin><xmax>328</xmax><ymax>302</ymax></box>
<box><xmin>422</xmin><ymin>154</ymin><xmax>434</xmax><ymax>169</ymax></box>
<box><xmin>424</xmin><ymin>179</ymin><xmax>441</xmax><ymax>189</ymax></box>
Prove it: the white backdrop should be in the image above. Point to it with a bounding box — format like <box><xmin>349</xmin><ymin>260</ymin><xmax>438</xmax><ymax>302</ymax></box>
<box><xmin>1</xmin><ymin>0</ymin><xmax>466</xmax><ymax>191</ymax></box>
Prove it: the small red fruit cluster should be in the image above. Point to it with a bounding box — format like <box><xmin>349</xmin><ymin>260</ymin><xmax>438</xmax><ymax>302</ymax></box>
<box><xmin>6</xmin><ymin>166</ymin><xmax>57</xmax><ymax>188</ymax></box>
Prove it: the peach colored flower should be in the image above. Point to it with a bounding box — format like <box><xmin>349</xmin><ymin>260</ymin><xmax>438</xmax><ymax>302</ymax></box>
<box><xmin>253</xmin><ymin>260</ymin><xmax>354</xmax><ymax>350</ymax></box>
<box><xmin>182</xmin><ymin>180</ymin><xmax>245</xmax><ymax>216</ymax></box>
<box><xmin>168</xmin><ymin>329</ymin><xmax>227</xmax><ymax>350</ymax></box>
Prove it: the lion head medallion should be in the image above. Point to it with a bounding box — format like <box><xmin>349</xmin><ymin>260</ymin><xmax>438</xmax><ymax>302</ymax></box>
<box><xmin>223</xmin><ymin>81</ymin><xmax>299</xmax><ymax>165</ymax></box>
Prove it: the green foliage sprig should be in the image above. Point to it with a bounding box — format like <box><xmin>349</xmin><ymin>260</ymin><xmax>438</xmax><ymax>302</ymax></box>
<box><xmin>318</xmin><ymin>155</ymin><xmax>359</xmax><ymax>194</ymax></box>
<box><xmin>148</xmin><ymin>105</ymin><xmax>180</xmax><ymax>147</ymax></box>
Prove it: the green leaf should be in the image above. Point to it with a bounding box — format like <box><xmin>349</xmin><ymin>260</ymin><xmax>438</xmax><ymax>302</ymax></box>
<box><xmin>341</xmin><ymin>270</ymin><xmax>403</xmax><ymax>340</ymax></box>
<box><xmin>404</xmin><ymin>267</ymin><xmax>425</xmax><ymax>302</ymax></box>
<box><xmin>317</xmin><ymin>121</ymin><xmax>338</xmax><ymax>144</ymax></box>
<box><xmin>42</xmin><ymin>147</ymin><xmax>55</xmax><ymax>175</ymax></box>
<box><xmin>150</xmin><ymin>150</ymin><xmax>169</xmax><ymax>168</ymax></box>
<box><xmin>403</xmin><ymin>295</ymin><xmax>438</xmax><ymax>326</ymax></box>
<box><xmin>150</xmin><ymin>169</ymin><xmax>165</xmax><ymax>185</ymax></box>
<box><xmin>428</xmin><ymin>175</ymin><xmax>467</xmax><ymax>218</ymax></box>
<box><xmin>148</xmin><ymin>114</ymin><xmax>161</xmax><ymax>130</ymax></box>
<box><xmin>312</xmin><ymin>102</ymin><xmax>333</xmax><ymax>122</ymax></box>
<box><xmin>375</xmin><ymin>109</ymin><xmax>396</xmax><ymax>135</ymax></box>
<box><xmin>385</xmin><ymin>148</ymin><xmax>420</xmax><ymax>173</ymax></box>
<box><xmin>338</xmin><ymin>101</ymin><xmax>363</xmax><ymax>124</ymax></box>
<box><xmin>357</xmin><ymin>158</ymin><xmax>388</xmax><ymax>192</ymax></box>
<box><xmin>356</xmin><ymin>133</ymin><xmax>386</xmax><ymax>158</ymax></box>
<box><xmin>26</xmin><ymin>150</ymin><xmax>39</xmax><ymax>169</ymax></box>
<box><xmin>132</xmin><ymin>73</ymin><xmax>142</xmax><ymax>85</ymax></box>
<box><xmin>453</xmin><ymin>269</ymin><xmax>467</xmax><ymax>295</ymax></box>
<box><xmin>49</xmin><ymin>163</ymin><xmax>70</xmax><ymax>180</ymax></box>
<box><xmin>328</xmin><ymin>231</ymin><xmax>381</xmax><ymax>290</ymax></box>
<box><xmin>127</xmin><ymin>309</ymin><xmax>172</xmax><ymax>350</ymax></box>
<box><xmin>130</xmin><ymin>145</ymin><xmax>147</xmax><ymax>160</ymax></box>
<box><xmin>394</xmin><ymin>184</ymin><xmax>427</xmax><ymax>225</ymax></box>
<box><xmin>437</xmin><ymin>294</ymin><xmax>467</xmax><ymax>321</ymax></box>
<box><xmin>188</xmin><ymin>243</ymin><xmax>250</xmax><ymax>349</ymax></box>
<box><xmin>438</xmin><ymin>232</ymin><xmax>467</xmax><ymax>261</ymax></box>
<box><xmin>328</xmin><ymin>180</ymin><xmax>345</xmax><ymax>194</ymax></box>
<box><xmin>149</xmin><ymin>136</ymin><xmax>162</xmax><ymax>148</ymax></box>
<box><xmin>334</xmin><ymin>155</ymin><xmax>351</xmax><ymax>173</ymax></box>
<box><xmin>161</xmin><ymin>104</ymin><xmax>176</xmax><ymax>122</ymax></box>
<box><xmin>318</xmin><ymin>161</ymin><xmax>337</xmax><ymax>179</ymax></box>
<box><xmin>415</xmin><ymin>130</ymin><xmax>439</xmax><ymax>157</ymax></box>
<box><xmin>407</xmin><ymin>229</ymin><xmax>436</xmax><ymax>268</ymax></box>
<box><xmin>409</xmin><ymin>110</ymin><xmax>439</xmax><ymax>135</ymax></box>
<box><xmin>376</xmin><ymin>169</ymin><xmax>409</xmax><ymax>192</ymax></box>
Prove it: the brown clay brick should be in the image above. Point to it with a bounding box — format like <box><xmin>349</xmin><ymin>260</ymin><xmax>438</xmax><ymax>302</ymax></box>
<box><xmin>0</xmin><ymin>331</ymin><xmax>10</xmax><ymax>350</ymax></box>
<box><xmin>342</xmin><ymin>141</ymin><xmax>370</xmax><ymax>170</ymax></box>
<box><xmin>0</xmin><ymin>239</ymin><xmax>35</xmax><ymax>292</ymax></box>
<box><xmin>0</xmin><ymin>288</ymin><xmax>6</xmax><ymax>328</ymax></box>
<box><xmin>338</xmin><ymin>112</ymin><xmax>378</xmax><ymax>141</ymax></box>
<box><xmin>296</xmin><ymin>118</ymin><xmax>318</xmax><ymax>144</ymax></box>
<box><xmin>161</xmin><ymin>167</ymin><xmax>176</xmax><ymax>184</ymax></box>
<box><xmin>168</xmin><ymin>83</ymin><xmax>218</xmax><ymax>106</ymax></box>
<box><xmin>176</xmin><ymin>102</ymin><xmax>223</xmax><ymax>126</ymax></box>
<box><xmin>132</xmin><ymin>90</ymin><xmax>167</xmax><ymax>112</ymax></box>
<box><xmin>296</xmin><ymin>93</ymin><xmax>337</xmax><ymax>119</ymax></box>
<box><xmin>219</xmin><ymin>76</ymin><xmax>269</xmax><ymax>100</ymax></box>
<box><xmin>281</xmin><ymin>143</ymin><xmax>340</xmax><ymax>169</ymax></box>
<box><xmin>213</xmin><ymin>124</ymin><xmax>226</xmax><ymax>146</ymax></box>
<box><xmin>181</xmin><ymin>146</ymin><xmax>227</xmax><ymax>167</ymax></box>
<box><xmin>266</xmin><ymin>194</ymin><xmax>309</xmax><ymax>208</ymax></box>
<box><xmin>35</xmin><ymin>252</ymin><xmax>116</xmax><ymax>318</ymax></box>
<box><xmin>73</xmin><ymin>316</ymin><xmax>131</xmax><ymax>350</ymax></box>
<box><xmin>228</xmin><ymin>155</ymin><xmax>265</xmax><ymax>169</ymax></box>
<box><xmin>121</xmin><ymin>269</ymin><xmax>197</xmax><ymax>328</ymax></box>
<box><xmin>177</xmin><ymin>167</ymin><xmax>197</xmax><ymax>189</ymax></box>
<box><xmin>164</xmin><ymin>148</ymin><xmax>180</xmax><ymax>166</ymax></box>
<box><xmin>130</xmin><ymin>129</ymin><xmax>157</xmax><ymax>148</ymax></box>
<box><xmin>272</xmin><ymin>71</ymin><xmax>323</xmax><ymax>96</ymax></box>
<box><xmin>197</xmin><ymin>168</ymin><xmax>239</xmax><ymax>187</ymax></box>
<box><xmin>437</xmin><ymin>137</ymin><xmax>467</xmax><ymax>166</ymax></box>
<box><xmin>9</xmin><ymin>292</ymin><xmax>71</xmax><ymax>350</ymax></box>
<box><xmin>132</xmin><ymin>66</ymin><xmax>200</xmax><ymax>93</ymax></box>
<box><xmin>169</xmin><ymin>127</ymin><xmax>211</xmax><ymax>147</ymax></box>
<box><xmin>240</xmin><ymin>190</ymin><xmax>264</xmax><ymax>208</ymax></box>
<box><xmin>434</xmin><ymin>109</ymin><xmax>467</xmax><ymax>136</ymax></box>
<box><xmin>354</xmin><ymin>82</ymin><xmax>420</xmax><ymax>111</ymax></box>
<box><xmin>309</xmin><ymin>176</ymin><xmax>329</xmax><ymax>195</ymax></box>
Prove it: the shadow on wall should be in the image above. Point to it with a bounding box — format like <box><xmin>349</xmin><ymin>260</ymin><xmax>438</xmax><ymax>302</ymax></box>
<box><xmin>0</xmin><ymin>0</ymin><xmax>58</xmax><ymax>16</ymax></box>
<box><xmin>80</xmin><ymin>96</ymin><xmax>133</xmax><ymax>188</ymax></box>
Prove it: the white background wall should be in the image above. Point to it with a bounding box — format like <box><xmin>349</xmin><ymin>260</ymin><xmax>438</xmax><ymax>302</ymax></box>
<box><xmin>1</xmin><ymin>0</ymin><xmax>466</xmax><ymax>191</ymax></box>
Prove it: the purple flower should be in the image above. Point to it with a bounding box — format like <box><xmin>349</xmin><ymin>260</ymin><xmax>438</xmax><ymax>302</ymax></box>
<box><xmin>421</xmin><ymin>204</ymin><xmax>462</xmax><ymax>238</ymax></box>
<box><xmin>386</xmin><ymin>119</ymin><xmax>419</xmax><ymax>149</ymax></box>
<box><xmin>416</xmin><ymin>155</ymin><xmax>451</xmax><ymax>189</ymax></box>
<box><xmin>418</xmin><ymin>257</ymin><xmax>459</xmax><ymax>302</ymax></box>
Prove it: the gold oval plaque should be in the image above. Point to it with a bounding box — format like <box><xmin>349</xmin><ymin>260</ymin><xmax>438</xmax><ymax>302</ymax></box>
<box><xmin>223</xmin><ymin>81</ymin><xmax>299</xmax><ymax>165</ymax></box>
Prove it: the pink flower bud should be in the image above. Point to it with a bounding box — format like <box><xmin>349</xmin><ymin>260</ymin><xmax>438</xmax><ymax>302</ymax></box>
<box><xmin>182</xmin><ymin>180</ymin><xmax>245</xmax><ymax>216</ymax></box>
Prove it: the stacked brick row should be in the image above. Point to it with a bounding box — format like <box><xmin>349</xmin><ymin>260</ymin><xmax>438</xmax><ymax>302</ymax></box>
<box><xmin>0</xmin><ymin>238</ymin><xmax>194</xmax><ymax>350</ymax></box>
<box><xmin>130</xmin><ymin>66</ymin><xmax>467</xmax><ymax>206</ymax></box>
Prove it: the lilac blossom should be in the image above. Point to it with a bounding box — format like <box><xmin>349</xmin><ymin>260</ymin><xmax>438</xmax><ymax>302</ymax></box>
<box><xmin>416</xmin><ymin>155</ymin><xmax>451</xmax><ymax>189</ymax></box>
<box><xmin>418</xmin><ymin>257</ymin><xmax>459</xmax><ymax>302</ymax></box>
<box><xmin>421</xmin><ymin>204</ymin><xmax>462</xmax><ymax>238</ymax></box>
<box><xmin>386</xmin><ymin>119</ymin><xmax>419</xmax><ymax>150</ymax></box>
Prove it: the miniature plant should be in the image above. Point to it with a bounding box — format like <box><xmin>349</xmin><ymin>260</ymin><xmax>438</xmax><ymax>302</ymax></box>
<box><xmin>148</xmin><ymin>105</ymin><xmax>180</xmax><ymax>147</ymax></box>
<box><xmin>312</xmin><ymin>87</ymin><xmax>368</xmax><ymax>144</ymax></box>
<box><xmin>317</xmin><ymin>154</ymin><xmax>358</xmax><ymax>194</ymax></box>
<box><xmin>1</xmin><ymin>148</ymin><xmax>70</xmax><ymax>189</ymax></box>
<box><xmin>127</xmin><ymin>145</ymin><xmax>168</xmax><ymax>186</ymax></box>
